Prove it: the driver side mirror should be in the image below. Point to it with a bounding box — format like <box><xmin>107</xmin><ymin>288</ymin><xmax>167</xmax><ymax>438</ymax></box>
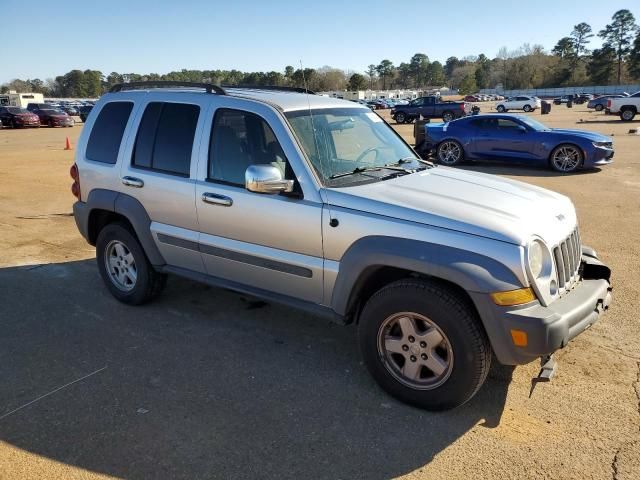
<box><xmin>245</xmin><ymin>165</ymin><xmax>294</xmax><ymax>194</ymax></box>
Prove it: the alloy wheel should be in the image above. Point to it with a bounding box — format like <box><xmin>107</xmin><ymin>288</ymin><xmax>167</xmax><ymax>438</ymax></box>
<box><xmin>552</xmin><ymin>146</ymin><xmax>581</xmax><ymax>172</ymax></box>
<box><xmin>377</xmin><ymin>312</ymin><xmax>454</xmax><ymax>390</ymax></box>
<box><xmin>437</xmin><ymin>141</ymin><xmax>462</xmax><ymax>164</ymax></box>
<box><xmin>104</xmin><ymin>240</ymin><xmax>138</xmax><ymax>291</ymax></box>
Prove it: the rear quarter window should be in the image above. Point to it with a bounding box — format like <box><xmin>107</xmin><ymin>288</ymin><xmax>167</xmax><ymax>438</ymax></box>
<box><xmin>86</xmin><ymin>102</ymin><xmax>134</xmax><ymax>164</ymax></box>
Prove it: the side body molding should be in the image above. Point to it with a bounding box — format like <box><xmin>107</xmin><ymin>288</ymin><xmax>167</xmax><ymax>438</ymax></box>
<box><xmin>74</xmin><ymin>188</ymin><xmax>165</xmax><ymax>266</ymax></box>
<box><xmin>330</xmin><ymin>236</ymin><xmax>524</xmax><ymax>316</ymax></box>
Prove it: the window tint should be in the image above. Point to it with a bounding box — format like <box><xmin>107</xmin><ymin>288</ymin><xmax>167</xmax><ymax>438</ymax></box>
<box><xmin>472</xmin><ymin>118</ymin><xmax>498</xmax><ymax>129</ymax></box>
<box><xmin>132</xmin><ymin>102</ymin><xmax>199</xmax><ymax>176</ymax></box>
<box><xmin>208</xmin><ymin>109</ymin><xmax>289</xmax><ymax>186</ymax></box>
<box><xmin>86</xmin><ymin>102</ymin><xmax>133</xmax><ymax>164</ymax></box>
<box><xmin>497</xmin><ymin>119</ymin><xmax>521</xmax><ymax>130</ymax></box>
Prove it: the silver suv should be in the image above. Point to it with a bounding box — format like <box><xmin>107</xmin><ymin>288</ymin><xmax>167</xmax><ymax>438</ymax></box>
<box><xmin>71</xmin><ymin>82</ymin><xmax>612</xmax><ymax>410</ymax></box>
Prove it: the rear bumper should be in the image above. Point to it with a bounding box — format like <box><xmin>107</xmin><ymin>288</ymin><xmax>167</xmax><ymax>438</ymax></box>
<box><xmin>472</xmin><ymin>250</ymin><xmax>612</xmax><ymax>365</ymax></box>
<box><xmin>73</xmin><ymin>201</ymin><xmax>91</xmax><ymax>244</ymax></box>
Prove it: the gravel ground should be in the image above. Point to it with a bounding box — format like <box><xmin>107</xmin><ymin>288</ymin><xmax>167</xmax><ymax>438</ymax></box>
<box><xmin>0</xmin><ymin>105</ymin><xmax>638</xmax><ymax>479</ymax></box>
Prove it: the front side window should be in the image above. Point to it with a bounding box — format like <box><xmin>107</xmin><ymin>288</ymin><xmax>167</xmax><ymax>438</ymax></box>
<box><xmin>86</xmin><ymin>101</ymin><xmax>133</xmax><ymax>164</ymax></box>
<box><xmin>208</xmin><ymin>108</ymin><xmax>290</xmax><ymax>186</ymax></box>
<box><xmin>286</xmin><ymin>108</ymin><xmax>418</xmax><ymax>186</ymax></box>
<box><xmin>132</xmin><ymin>102</ymin><xmax>199</xmax><ymax>176</ymax></box>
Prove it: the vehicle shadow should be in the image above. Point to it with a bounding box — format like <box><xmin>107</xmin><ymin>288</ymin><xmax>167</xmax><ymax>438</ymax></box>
<box><xmin>456</xmin><ymin>162</ymin><xmax>603</xmax><ymax>178</ymax></box>
<box><xmin>0</xmin><ymin>260</ymin><xmax>513</xmax><ymax>480</ymax></box>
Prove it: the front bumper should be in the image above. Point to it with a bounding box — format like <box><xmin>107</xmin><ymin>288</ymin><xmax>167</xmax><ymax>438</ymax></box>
<box><xmin>471</xmin><ymin>251</ymin><xmax>612</xmax><ymax>365</ymax></box>
<box><xmin>585</xmin><ymin>147</ymin><xmax>614</xmax><ymax>167</ymax></box>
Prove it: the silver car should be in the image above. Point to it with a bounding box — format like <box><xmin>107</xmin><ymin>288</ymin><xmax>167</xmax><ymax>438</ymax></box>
<box><xmin>71</xmin><ymin>82</ymin><xmax>612</xmax><ymax>410</ymax></box>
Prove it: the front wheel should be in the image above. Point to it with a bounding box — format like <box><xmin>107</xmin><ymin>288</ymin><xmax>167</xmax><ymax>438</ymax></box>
<box><xmin>523</xmin><ymin>104</ymin><xmax>532</xmax><ymax>112</ymax></box>
<box><xmin>358</xmin><ymin>279</ymin><xmax>492</xmax><ymax>410</ymax></box>
<box><xmin>96</xmin><ymin>223</ymin><xmax>167</xmax><ymax>305</ymax></box>
<box><xmin>395</xmin><ymin>112</ymin><xmax>406</xmax><ymax>124</ymax></box>
<box><xmin>595</xmin><ymin>104</ymin><xmax>604</xmax><ymax>112</ymax></box>
<box><xmin>436</xmin><ymin>140</ymin><xmax>464</xmax><ymax>165</ymax></box>
<box><xmin>550</xmin><ymin>144</ymin><xmax>583</xmax><ymax>173</ymax></box>
<box><xmin>442</xmin><ymin>111</ymin><xmax>454</xmax><ymax>122</ymax></box>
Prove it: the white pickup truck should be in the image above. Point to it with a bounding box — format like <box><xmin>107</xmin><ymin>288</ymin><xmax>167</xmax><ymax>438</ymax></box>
<box><xmin>608</xmin><ymin>91</ymin><xmax>640</xmax><ymax>121</ymax></box>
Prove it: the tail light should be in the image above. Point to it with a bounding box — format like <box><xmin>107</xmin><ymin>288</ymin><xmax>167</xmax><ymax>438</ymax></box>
<box><xmin>607</xmin><ymin>99</ymin><xmax>612</xmax><ymax>108</ymax></box>
<box><xmin>460</xmin><ymin>103</ymin><xmax>465</xmax><ymax>111</ymax></box>
<box><xmin>70</xmin><ymin>163</ymin><xmax>81</xmax><ymax>200</ymax></box>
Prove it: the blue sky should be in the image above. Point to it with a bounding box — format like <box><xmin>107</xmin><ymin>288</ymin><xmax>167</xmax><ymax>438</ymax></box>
<box><xmin>1</xmin><ymin>0</ymin><xmax>636</xmax><ymax>83</ymax></box>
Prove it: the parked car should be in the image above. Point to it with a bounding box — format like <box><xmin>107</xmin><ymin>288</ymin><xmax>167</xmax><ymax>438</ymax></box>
<box><xmin>418</xmin><ymin>114</ymin><xmax>614</xmax><ymax>173</ymax></box>
<box><xmin>26</xmin><ymin>102</ymin><xmax>54</xmax><ymax>112</ymax></box>
<box><xmin>391</xmin><ymin>96</ymin><xmax>471</xmax><ymax>123</ymax></box>
<box><xmin>464</xmin><ymin>95</ymin><xmax>479</xmax><ymax>102</ymax></box>
<box><xmin>607</xmin><ymin>91</ymin><xmax>640</xmax><ymax>121</ymax></box>
<box><xmin>587</xmin><ymin>95</ymin><xmax>622</xmax><ymax>112</ymax></box>
<box><xmin>0</xmin><ymin>106</ymin><xmax>40</xmax><ymax>128</ymax></box>
<box><xmin>574</xmin><ymin>94</ymin><xmax>594</xmax><ymax>104</ymax></box>
<box><xmin>553</xmin><ymin>96</ymin><xmax>571</xmax><ymax>105</ymax></box>
<box><xmin>367</xmin><ymin>100</ymin><xmax>386</xmax><ymax>110</ymax></box>
<box><xmin>33</xmin><ymin>108</ymin><xmax>74</xmax><ymax>127</ymax></box>
<box><xmin>61</xmin><ymin>105</ymin><xmax>79</xmax><ymax>116</ymax></box>
<box><xmin>496</xmin><ymin>96</ymin><xmax>541</xmax><ymax>112</ymax></box>
<box><xmin>71</xmin><ymin>81</ymin><xmax>613</xmax><ymax>411</ymax></box>
<box><xmin>78</xmin><ymin>105</ymin><xmax>94</xmax><ymax>122</ymax></box>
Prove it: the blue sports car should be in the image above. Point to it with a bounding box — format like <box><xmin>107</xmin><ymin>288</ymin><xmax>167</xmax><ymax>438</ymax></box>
<box><xmin>419</xmin><ymin>114</ymin><xmax>614</xmax><ymax>173</ymax></box>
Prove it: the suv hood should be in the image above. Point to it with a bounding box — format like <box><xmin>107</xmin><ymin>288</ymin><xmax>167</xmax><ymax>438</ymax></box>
<box><xmin>323</xmin><ymin>166</ymin><xmax>576</xmax><ymax>246</ymax></box>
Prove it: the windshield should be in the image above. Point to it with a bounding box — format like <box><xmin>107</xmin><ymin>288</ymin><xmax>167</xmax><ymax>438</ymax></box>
<box><xmin>518</xmin><ymin>116</ymin><xmax>549</xmax><ymax>132</ymax></box>
<box><xmin>7</xmin><ymin>107</ymin><xmax>29</xmax><ymax>114</ymax></box>
<box><xmin>285</xmin><ymin>108</ymin><xmax>419</xmax><ymax>186</ymax></box>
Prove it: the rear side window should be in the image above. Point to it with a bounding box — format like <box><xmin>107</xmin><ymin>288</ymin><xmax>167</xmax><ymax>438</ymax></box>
<box><xmin>132</xmin><ymin>102</ymin><xmax>199</xmax><ymax>177</ymax></box>
<box><xmin>86</xmin><ymin>102</ymin><xmax>133</xmax><ymax>164</ymax></box>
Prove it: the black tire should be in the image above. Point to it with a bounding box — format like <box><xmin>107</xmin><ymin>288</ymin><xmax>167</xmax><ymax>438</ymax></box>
<box><xmin>497</xmin><ymin>105</ymin><xmax>506</xmax><ymax>113</ymax></box>
<box><xmin>395</xmin><ymin>112</ymin><xmax>406</xmax><ymax>124</ymax></box>
<box><xmin>48</xmin><ymin>120</ymin><xmax>54</xmax><ymax>128</ymax></box>
<box><xmin>523</xmin><ymin>104</ymin><xmax>532</xmax><ymax>112</ymax></box>
<box><xmin>595</xmin><ymin>104</ymin><xmax>604</xmax><ymax>112</ymax></box>
<box><xmin>620</xmin><ymin>108</ymin><xmax>636</xmax><ymax>122</ymax></box>
<box><xmin>11</xmin><ymin>120</ymin><xmax>18</xmax><ymax>129</ymax></box>
<box><xmin>442</xmin><ymin>111</ymin><xmax>454</xmax><ymax>123</ymax></box>
<box><xmin>96</xmin><ymin>222</ymin><xmax>167</xmax><ymax>305</ymax></box>
<box><xmin>358</xmin><ymin>279</ymin><xmax>491</xmax><ymax>411</ymax></box>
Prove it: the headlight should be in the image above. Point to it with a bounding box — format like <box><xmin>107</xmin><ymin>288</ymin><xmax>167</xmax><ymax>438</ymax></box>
<box><xmin>528</xmin><ymin>241</ymin><xmax>544</xmax><ymax>278</ymax></box>
<box><xmin>593</xmin><ymin>141</ymin><xmax>612</xmax><ymax>149</ymax></box>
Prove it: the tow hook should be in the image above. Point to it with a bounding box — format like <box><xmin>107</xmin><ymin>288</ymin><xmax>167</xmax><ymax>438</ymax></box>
<box><xmin>529</xmin><ymin>354</ymin><xmax>557</xmax><ymax>397</ymax></box>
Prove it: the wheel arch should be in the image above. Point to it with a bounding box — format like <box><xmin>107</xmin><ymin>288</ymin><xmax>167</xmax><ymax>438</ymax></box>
<box><xmin>331</xmin><ymin>236</ymin><xmax>524</xmax><ymax>322</ymax></box>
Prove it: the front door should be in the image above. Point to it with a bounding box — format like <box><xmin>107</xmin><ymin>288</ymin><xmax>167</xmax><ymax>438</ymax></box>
<box><xmin>472</xmin><ymin>117</ymin><xmax>532</xmax><ymax>160</ymax></box>
<box><xmin>194</xmin><ymin>103</ymin><xmax>324</xmax><ymax>303</ymax></box>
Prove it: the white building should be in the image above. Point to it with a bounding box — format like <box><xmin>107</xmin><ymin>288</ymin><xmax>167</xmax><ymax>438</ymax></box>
<box><xmin>0</xmin><ymin>91</ymin><xmax>44</xmax><ymax>108</ymax></box>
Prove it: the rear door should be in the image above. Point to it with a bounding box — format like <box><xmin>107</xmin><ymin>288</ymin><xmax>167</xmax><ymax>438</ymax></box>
<box><xmin>118</xmin><ymin>95</ymin><xmax>210</xmax><ymax>273</ymax></box>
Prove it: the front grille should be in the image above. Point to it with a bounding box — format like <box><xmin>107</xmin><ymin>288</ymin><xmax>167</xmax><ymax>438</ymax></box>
<box><xmin>552</xmin><ymin>227</ymin><xmax>582</xmax><ymax>290</ymax></box>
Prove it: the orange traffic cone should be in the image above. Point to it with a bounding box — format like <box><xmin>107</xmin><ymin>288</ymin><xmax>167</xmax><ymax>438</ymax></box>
<box><xmin>64</xmin><ymin>137</ymin><xmax>72</xmax><ymax>150</ymax></box>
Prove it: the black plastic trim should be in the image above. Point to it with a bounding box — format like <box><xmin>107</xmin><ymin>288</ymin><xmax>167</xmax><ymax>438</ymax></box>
<box><xmin>109</xmin><ymin>81</ymin><xmax>226</xmax><ymax>95</ymax></box>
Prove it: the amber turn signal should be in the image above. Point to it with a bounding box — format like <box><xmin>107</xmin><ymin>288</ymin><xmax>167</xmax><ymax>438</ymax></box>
<box><xmin>490</xmin><ymin>287</ymin><xmax>536</xmax><ymax>306</ymax></box>
<box><xmin>510</xmin><ymin>329</ymin><xmax>528</xmax><ymax>347</ymax></box>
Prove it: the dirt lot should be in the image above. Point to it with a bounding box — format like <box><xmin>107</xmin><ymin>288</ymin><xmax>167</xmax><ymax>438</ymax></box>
<box><xmin>0</xmin><ymin>105</ymin><xmax>639</xmax><ymax>480</ymax></box>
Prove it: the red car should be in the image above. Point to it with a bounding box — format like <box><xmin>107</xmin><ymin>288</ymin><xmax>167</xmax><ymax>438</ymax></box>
<box><xmin>34</xmin><ymin>108</ymin><xmax>74</xmax><ymax>128</ymax></box>
<box><xmin>0</xmin><ymin>106</ymin><xmax>40</xmax><ymax>128</ymax></box>
<box><xmin>463</xmin><ymin>95</ymin><xmax>479</xmax><ymax>102</ymax></box>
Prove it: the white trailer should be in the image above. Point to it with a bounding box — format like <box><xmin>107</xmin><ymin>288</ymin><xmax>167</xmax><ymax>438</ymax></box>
<box><xmin>0</xmin><ymin>92</ymin><xmax>44</xmax><ymax>108</ymax></box>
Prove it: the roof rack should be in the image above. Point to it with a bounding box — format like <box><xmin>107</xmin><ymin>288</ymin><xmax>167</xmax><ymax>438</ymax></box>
<box><xmin>222</xmin><ymin>85</ymin><xmax>316</xmax><ymax>95</ymax></box>
<box><xmin>109</xmin><ymin>81</ymin><xmax>226</xmax><ymax>95</ymax></box>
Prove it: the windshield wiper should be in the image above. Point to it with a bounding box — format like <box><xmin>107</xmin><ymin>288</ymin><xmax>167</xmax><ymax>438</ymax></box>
<box><xmin>387</xmin><ymin>156</ymin><xmax>434</xmax><ymax>168</ymax></box>
<box><xmin>329</xmin><ymin>165</ymin><xmax>412</xmax><ymax>179</ymax></box>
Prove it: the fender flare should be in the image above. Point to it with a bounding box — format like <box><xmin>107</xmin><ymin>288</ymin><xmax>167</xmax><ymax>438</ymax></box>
<box><xmin>80</xmin><ymin>189</ymin><xmax>165</xmax><ymax>266</ymax></box>
<box><xmin>330</xmin><ymin>236</ymin><xmax>523</xmax><ymax>316</ymax></box>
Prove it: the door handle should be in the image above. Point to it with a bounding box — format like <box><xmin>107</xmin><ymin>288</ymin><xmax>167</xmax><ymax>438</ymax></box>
<box><xmin>202</xmin><ymin>192</ymin><xmax>233</xmax><ymax>207</ymax></box>
<box><xmin>122</xmin><ymin>176</ymin><xmax>144</xmax><ymax>188</ymax></box>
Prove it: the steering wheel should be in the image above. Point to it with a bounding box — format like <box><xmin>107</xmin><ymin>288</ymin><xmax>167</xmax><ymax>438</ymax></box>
<box><xmin>356</xmin><ymin>147</ymin><xmax>382</xmax><ymax>164</ymax></box>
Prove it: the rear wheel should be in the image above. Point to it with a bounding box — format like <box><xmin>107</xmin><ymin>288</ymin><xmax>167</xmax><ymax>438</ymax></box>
<box><xmin>358</xmin><ymin>279</ymin><xmax>492</xmax><ymax>410</ymax></box>
<box><xmin>436</xmin><ymin>140</ymin><xmax>464</xmax><ymax>165</ymax></box>
<box><xmin>442</xmin><ymin>111</ymin><xmax>454</xmax><ymax>123</ymax></box>
<box><xmin>395</xmin><ymin>112</ymin><xmax>406</xmax><ymax>124</ymax></box>
<box><xmin>96</xmin><ymin>223</ymin><xmax>167</xmax><ymax>305</ymax></box>
<box><xmin>497</xmin><ymin>105</ymin><xmax>506</xmax><ymax>113</ymax></box>
<box><xmin>550</xmin><ymin>144</ymin><xmax>582</xmax><ymax>173</ymax></box>
<box><xmin>523</xmin><ymin>104</ymin><xmax>532</xmax><ymax>112</ymax></box>
<box><xmin>620</xmin><ymin>108</ymin><xmax>636</xmax><ymax>122</ymax></box>
<box><xmin>595</xmin><ymin>104</ymin><xmax>604</xmax><ymax>112</ymax></box>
